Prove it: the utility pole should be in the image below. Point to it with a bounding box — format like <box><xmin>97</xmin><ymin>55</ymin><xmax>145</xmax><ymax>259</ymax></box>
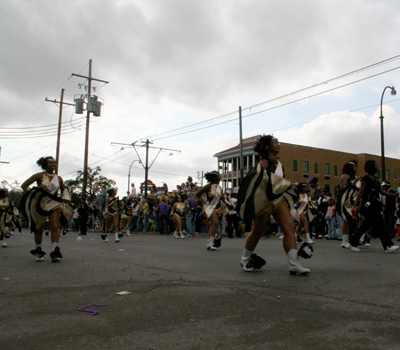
<box><xmin>72</xmin><ymin>59</ymin><xmax>109</xmax><ymax>197</ymax></box>
<box><xmin>111</xmin><ymin>140</ymin><xmax>180</xmax><ymax>198</ymax></box>
<box><xmin>144</xmin><ymin>139</ymin><xmax>150</xmax><ymax>197</ymax></box>
<box><xmin>239</xmin><ymin>106</ymin><xmax>244</xmax><ymax>184</ymax></box>
<box><xmin>45</xmin><ymin>89</ymin><xmax>75</xmax><ymax>174</ymax></box>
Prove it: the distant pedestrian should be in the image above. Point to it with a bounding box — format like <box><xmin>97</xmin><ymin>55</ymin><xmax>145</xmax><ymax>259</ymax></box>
<box><xmin>349</xmin><ymin>160</ymin><xmax>398</xmax><ymax>253</ymax></box>
<box><xmin>0</xmin><ymin>188</ymin><xmax>21</xmax><ymax>248</ymax></box>
<box><xmin>185</xmin><ymin>192</ymin><xmax>196</xmax><ymax>236</ymax></box>
<box><xmin>171</xmin><ymin>195</ymin><xmax>186</xmax><ymax>239</ymax></box>
<box><xmin>382</xmin><ymin>181</ymin><xmax>397</xmax><ymax>239</ymax></box>
<box><xmin>156</xmin><ymin>196</ymin><xmax>171</xmax><ymax>234</ymax></box>
<box><xmin>336</xmin><ymin>161</ymin><xmax>360</xmax><ymax>248</ymax></box>
<box><xmin>130</xmin><ymin>183</ymin><xmax>137</xmax><ymax>197</ymax></box>
<box><xmin>78</xmin><ymin>197</ymin><xmax>89</xmax><ymax>235</ymax></box>
<box><xmin>195</xmin><ymin>171</ymin><xmax>230</xmax><ymax>250</ymax></box>
<box><xmin>102</xmin><ymin>188</ymin><xmax>121</xmax><ymax>243</ymax></box>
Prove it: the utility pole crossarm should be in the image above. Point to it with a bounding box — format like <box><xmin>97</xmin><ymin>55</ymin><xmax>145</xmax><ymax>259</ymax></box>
<box><xmin>71</xmin><ymin>73</ymin><xmax>109</xmax><ymax>85</ymax></box>
<box><xmin>45</xmin><ymin>98</ymin><xmax>76</xmax><ymax>107</ymax></box>
<box><xmin>112</xmin><ymin>139</ymin><xmax>181</xmax><ymax>198</ymax></box>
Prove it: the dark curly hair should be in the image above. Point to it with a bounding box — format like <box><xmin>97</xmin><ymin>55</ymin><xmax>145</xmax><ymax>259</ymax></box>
<box><xmin>364</xmin><ymin>160</ymin><xmax>377</xmax><ymax>174</ymax></box>
<box><xmin>0</xmin><ymin>188</ymin><xmax>8</xmax><ymax>198</ymax></box>
<box><xmin>204</xmin><ymin>171</ymin><xmax>220</xmax><ymax>183</ymax></box>
<box><xmin>296</xmin><ymin>182</ymin><xmax>308</xmax><ymax>192</ymax></box>
<box><xmin>253</xmin><ymin>135</ymin><xmax>275</xmax><ymax>159</ymax></box>
<box><xmin>342</xmin><ymin>161</ymin><xmax>356</xmax><ymax>176</ymax></box>
<box><xmin>36</xmin><ymin>156</ymin><xmax>55</xmax><ymax>170</ymax></box>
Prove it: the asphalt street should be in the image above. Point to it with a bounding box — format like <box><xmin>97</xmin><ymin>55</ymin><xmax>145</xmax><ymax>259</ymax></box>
<box><xmin>1</xmin><ymin>229</ymin><xmax>400</xmax><ymax>350</ymax></box>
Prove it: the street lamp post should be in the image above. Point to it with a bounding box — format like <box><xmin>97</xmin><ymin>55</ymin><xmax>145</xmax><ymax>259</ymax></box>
<box><xmin>127</xmin><ymin>159</ymin><xmax>140</xmax><ymax>195</ymax></box>
<box><xmin>380</xmin><ymin>86</ymin><xmax>396</xmax><ymax>181</ymax></box>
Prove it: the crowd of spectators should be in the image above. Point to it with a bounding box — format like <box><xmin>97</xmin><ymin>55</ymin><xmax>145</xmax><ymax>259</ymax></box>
<box><xmin>65</xmin><ymin>171</ymin><xmax>400</xmax><ymax>244</ymax></box>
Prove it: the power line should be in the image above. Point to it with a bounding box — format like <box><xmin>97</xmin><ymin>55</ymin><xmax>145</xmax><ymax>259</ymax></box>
<box><xmin>178</xmin><ymin>97</ymin><xmax>400</xmax><ymax>156</ymax></box>
<box><xmin>0</xmin><ymin>116</ymin><xmax>85</xmax><ymax>130</ymax></box>
<box><xmin>0</xmin><ymin>120</ymin><xmax>85</xmax><ymax>139</ymax></box>
<box><xmin>8</xmin><ymin>143</ymin><xmax>56</xmax><ymax>161</ymax></box>
<box><xmin>151</xmin><ymin>64</ymin><xmax>400</xmax><ymax>141</ymax></box>
<box><xmin>23</xmin><ymin>63</ymin><xmax>88</xmax><ymax>128</ymax></box>
<box><xmin>142</xmin><ymin>56</ymin><xmax>400</xmax><ymax>141</ymax></box>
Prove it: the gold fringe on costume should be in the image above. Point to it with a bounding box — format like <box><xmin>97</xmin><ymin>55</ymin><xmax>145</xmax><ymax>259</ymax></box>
<box><xmin>20</xmin><ymin>187</ymin><xmax>73</xmax><ymax>233</ymax></box>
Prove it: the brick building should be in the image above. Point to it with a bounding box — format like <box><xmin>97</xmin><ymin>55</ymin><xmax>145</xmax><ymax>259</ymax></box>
<box><xmin>214</xmin><ymin>135</ymin><xmax>400</xmax><ymax>195</ymax></box>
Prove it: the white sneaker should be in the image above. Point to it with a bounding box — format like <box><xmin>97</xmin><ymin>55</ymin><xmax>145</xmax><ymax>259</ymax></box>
<box><xmin>173</xmin><ymin>231</ymin><xmax>179</xmax><ymax>239</ymax></box>
<box><xmin>385</xmin><ymin>245</ymin><xmax>399</xmax><ymax>253</ymax></box>
<box><xmin>180</xmin><ymin>231</ymin><xmax>185</xmax><ymax>239</ymax></box>
<box><xmin>2</xmin><ymin>241</ymin><xmax>7</xmax><ymax>247</ymax></box>
<box><xmin>349</xmin><ymin>245</ymin><xmax>360</xmax><ymax>252</ymax></box>
<box><xmin>126</xmin><ymin>230</ymin><xmax>131</xmax><ymax>236</ymax></box>
<box><xmin>341</xmin><ymin>242</ymin><xmax>350</xmax><ymax>249</ymax></box>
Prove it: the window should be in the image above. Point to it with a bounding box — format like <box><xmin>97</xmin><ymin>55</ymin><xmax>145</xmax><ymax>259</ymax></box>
<box><xmin>303</xmin><ymin>161</ymin><xmax>309</xmax><ymax>173</ymax></box>
<box><xmin>333</xmin><ymin>165</ymin><xmax>338</xmax><ymax>177</ymax></box>
<box><xmin>394</xmin><ymin>171</ymin><xmax>397</xmax><ymax>180</ymax></box>
<box><xmin>293</xmin><ymin>160</ymin><xmax>298</xmax><ymax>173</ymax></box>
<box><xmin>325</xmin><ymin>164</ymin><xmax>330</xmax><ymax>176</ymax></box>
<box><xmin>377</xmin><ymin>169</ymin><xmax>381</xmax><ymax>179</ymax></box>
<box><xmin>386</xmin><ymin>170</ymin><xmax>390</xmax><ymax>180</ymax></box>
<box><xmin>314</xmin><ymin>163</ymin><xmax>319</xmax><ymax>175</ymax></box>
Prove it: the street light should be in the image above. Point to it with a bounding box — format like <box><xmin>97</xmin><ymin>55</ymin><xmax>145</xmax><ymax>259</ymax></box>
<box><xmin>127</xmin><ymin>159</ymin><xmax>140</xmax><ymax>195</ymax></box>
<box><xmin>380</xmin><ymin>86</ymin><xmax>396</xmax><ymax>181</ymax></box>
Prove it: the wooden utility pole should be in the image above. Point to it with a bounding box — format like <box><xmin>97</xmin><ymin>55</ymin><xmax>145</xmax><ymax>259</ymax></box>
<box><xmin>45</xmin><ymin>88</ymin><xmax>75</xmax><ymax>174</ymax></box>
<box><xmin>144</xmin><ymin>139</ymin><xmax>150</xmax><ymax>198</ymax></box>
<box><xmin>72</xmin><ymin>59</ymin><xmax>109</xmax><ymax>197</ymax></box>
<box><xmin>239</xmin><ymin>106</ymin><xmax>244</xmax><ymax>184</ymax></box>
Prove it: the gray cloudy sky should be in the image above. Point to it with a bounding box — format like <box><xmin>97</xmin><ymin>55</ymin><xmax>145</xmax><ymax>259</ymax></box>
<box><xmin>1</xmin><ymin>0</ymin><xmax>400</xmax><ymax>193</ymax></box>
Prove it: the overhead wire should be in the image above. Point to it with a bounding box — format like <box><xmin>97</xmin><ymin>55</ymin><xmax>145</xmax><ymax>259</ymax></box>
<box><xmin>7</xmin><ymin>143</ymin><xmax>56</xmax><ymax>161</ymax></box>
<box><xmin>0</xmin><ymin>119</ymin><xmax>86</xmax><ymax>138</ymax></box>
<box><xmin>11</xmin><ymin>143</ymin><xmax>56</xmax><ymax>178</ymax></box>
<box><xmin>143</xmin><ymin>55</ymin><xmax>400</xmax><ymax>141</ymax></box>
<box><xmin>23</xmin><ymin>62</ymin><xmax>88</xmax><ymax>127</ymax></box>
<box><xmin>180</xmin><ymin>97</ymin><xmax>400</xmax><ymax>156</ymax></box>
<box><xmin>151</xmin><ymin>64</ymin><xmax>400</xmax><ymax>141</ymax></box>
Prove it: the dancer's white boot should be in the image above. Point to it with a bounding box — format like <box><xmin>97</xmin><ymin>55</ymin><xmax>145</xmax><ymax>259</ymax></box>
<box><xmin>305</xmin><ymin>233</ymin><xmax>314</xmax><ymax>244</ymax></box>
<box><xmin>288</xmin><ymin>249</ymin><xmax>310</xmax><ymax>275</ymax></box>
<box><xmin>207</xmin><ymin>236</ymin><xmax>217</xmax><ymax>250</ymax></box>
<box><xmin>341</xmin><ymin>234</ymin><xmax>350</xmax><ymax>248</ymax></box>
